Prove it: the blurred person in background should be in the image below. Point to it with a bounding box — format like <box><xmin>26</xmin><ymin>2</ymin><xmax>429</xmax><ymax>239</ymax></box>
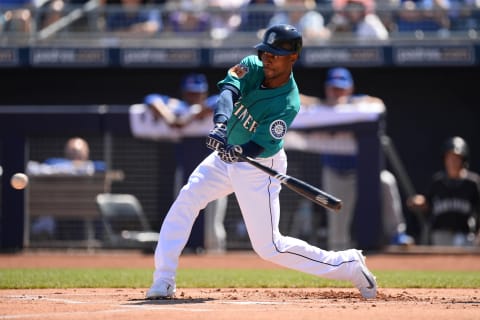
<box><xmin>394</xmin><ymin>0</ymin><xmax>450</xmax><ymax>35</ymax></box>
<box><xmin>267</xmin><ymin>0</ymin><xmax>331</xmax><ymax>41</ymax></box>
<box><xmin>297</xmin><ymin>67</ymin><xmax>413</xmax><ymax>249</ymax></box>
<box><xmin>27</xmin><ymin>137</ymin><xmax>106</xmax><ymax>240</ymax></box>
<box><xmin>327</xmin><ymin>0</ymin><xmax>389</xmax><ymax>40</ymax></box>
<box><xmin>238</xmin><ymin>0</ymin><xmax>277</xmax><ymax>33</ymax></box>
<box><xmin>407</xmin><ymin>136</ymin><xmax>480</xmax><ymax>246</ymax></box>
<box><xmin>207</xmin><ymin>0</ymin><xmax>244</xmax><ymax>40</ymax></box>
<box><xmin>443</xmin><ymin>0</ymin><xmax>480</xmax><ymax>31</ymax></box>
<box><xmin>1</xmin><ymin>0</ymin><xmax>34</xmax><ymax>32</ymax></box>
<box><xmin>103</xmin><ymin>0</ymin><xmax>162</xmax><ymax>34</ymax></box>
<box><xmin>134</xmin><ymin>73</ymin><xmax>217</xmax><ymax>130</ymax></box>
<box><xmin>165</xmin><ymin>0</ymin><xmax>211</xmax><ymax>34</ymax></box>
<box><xmin>129</xmin><ymin>73</ymin><xmax>228</xmax><ymax>253</ymax></box>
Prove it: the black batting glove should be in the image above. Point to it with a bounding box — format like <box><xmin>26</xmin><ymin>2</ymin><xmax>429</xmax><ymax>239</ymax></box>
<box><xmin>206</xmin><ymin>123</ymin><xmax>227</xmax><ymax>151</ymax></box>
<box><xmin>219</xmin><ymin>144</ymin><xmax>243</xmax><ymax>164</ymax></box>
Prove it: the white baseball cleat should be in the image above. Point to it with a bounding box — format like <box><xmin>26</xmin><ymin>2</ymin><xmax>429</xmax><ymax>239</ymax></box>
<box><xmin>351</xmin><ymin>250</ymin><xmax>377</xmax><ymax>299</ymax></box>
<box><xmin>146</xmin><ymin>280</ymin><xmax>176</xmax><ymax>299</ymax></box>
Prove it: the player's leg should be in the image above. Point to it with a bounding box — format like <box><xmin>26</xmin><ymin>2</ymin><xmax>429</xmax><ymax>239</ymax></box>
<box><xmin>148</xmin><ymin>152</ymin><xmax>233</xmax><ymax>298</ymax></box>
<box><xmin>204</xmin><ymin>196</ymin><xmax>228</xmax><ymax>253</ymax></box>
<box><xmin>323</xmin><ymin>167</ymin><xmax>357</xmax><ymax>250</ymax></box>
<box><xmin>231</xmin><ymin>150</ymin><xmax>376</xmax><ymax>298</ymax></box>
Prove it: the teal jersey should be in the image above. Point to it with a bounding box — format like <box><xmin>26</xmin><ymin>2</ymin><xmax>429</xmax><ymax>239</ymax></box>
<box><xmin>217</xmin><ymin>55</ymin><xmax>300</xmax><ymax>158</ymax></box>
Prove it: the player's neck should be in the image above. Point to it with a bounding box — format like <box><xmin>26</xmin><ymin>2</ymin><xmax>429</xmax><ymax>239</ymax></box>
<box><xmin>262</xmin><ymin>76</ymin><xmax>289</xmax><ymax>89</ymax></box>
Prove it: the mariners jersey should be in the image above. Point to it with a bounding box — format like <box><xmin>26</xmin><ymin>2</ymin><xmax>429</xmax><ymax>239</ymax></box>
<box><xmin>426</xmin><ymin>171</ymin><xmax>480</xmax><ymax>233</ymax></box>
<box><xmin>217</xmin><ymin>55</ymin><xmax>300</xmax><ymax>158</ymax></box>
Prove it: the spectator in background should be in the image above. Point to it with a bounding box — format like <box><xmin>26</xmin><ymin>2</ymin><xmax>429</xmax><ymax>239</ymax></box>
<box><xmin>1</xmin><ymin>0</ymin><xmax>34</xmax><ymax>32</ymax></box>
<box><xmin>165</xmin><ymin>0</ymin><xmax>210</xmax><ymax>34</ymax></box>
<box><xmin>129</xmin><ymin>73</ymin><xmax>228</xmax><ymax>253</ymax></box>
<box><xmin>444</xmin><ymin>0</ymin><xmax>480</xmax><ymax>31</ymax></box>
<box><xmin>27</xmin><ymin>137</ymin><xmax>106</xmax><ymax>240</ymax></box>
<box><xmin>27</xmin><ymin>137</ymin><xmax>105</xmax><ymax>176</ymax></box>
<box><xmin>298</xmin><ymin>67</ymin><xmax>413</xmax><ymax>249</ymax></box>
<box><xmin>104</xmin><ymin>0</ymin><xmax>162</xmax><ymax>34</ymax></box>
<box><xmin>238</xmin><ymin>0</ymin><xmax>277</xmax><ymax>33</ymax></box>
<box><xmin>394</xmin><ymin>0</ymin><xmax>450</xmax><ymax>35</ymax></box>
<box><xmin>407</xmin><ymin>136</ymin><xmax>480</xmax><ymax>246</ymax></box>
<box><xmin>207</xmin><ymin>0</ymin><xmax>244</xmax><ymax>40</ymax></box>
<box><xmin>268</xmin><ymin>0</ymin><xmax>331</xmax><ymax>41</ymax></box>
<box><xmin>327</xmin><ymin>0</ymin><xmax>389</xmax><ymax>40</ymax></box>
<box><xmin>137</xmin><ymin>73</ymin><xmax>217</xmax><ymax>130</ymax></box>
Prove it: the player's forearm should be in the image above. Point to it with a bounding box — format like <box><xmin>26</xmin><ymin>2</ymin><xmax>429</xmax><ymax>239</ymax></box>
<box><xmin>151</xmin><ymin>102</ymin><xmax>177</xmax><ymax>125</ymax></box>
<box><xmin>214</xmin><ymin>86</ymin><xmax>239</xmax><ymax>124</ymax></box>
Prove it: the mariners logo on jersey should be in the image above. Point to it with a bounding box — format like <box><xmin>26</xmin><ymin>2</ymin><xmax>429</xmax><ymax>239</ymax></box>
<box><xmin>228</xmin><ymin>63</ymin><xmax>249</xmax><ymax>79</ymax></box>
<box><xmin>269</xmin><ymin>120</ymin><xmax>287</xmax><ymax>139</ymax></box>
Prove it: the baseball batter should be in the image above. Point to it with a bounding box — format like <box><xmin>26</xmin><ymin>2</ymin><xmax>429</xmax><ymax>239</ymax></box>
<box><xmin>146</xmin><ymin>24</ymin><xmax>377</xmax><ymax>300</ymax></box>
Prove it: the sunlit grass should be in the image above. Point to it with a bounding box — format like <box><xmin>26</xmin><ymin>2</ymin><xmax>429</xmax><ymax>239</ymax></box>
<box><xmin>1</xmin><ymin>268</ymin><xmax>479</xmax><ymax>289</ymax></box>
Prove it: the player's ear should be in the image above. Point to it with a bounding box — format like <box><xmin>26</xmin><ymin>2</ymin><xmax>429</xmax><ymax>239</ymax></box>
<box><xmin>290</xmin><ymin>53</ymin><xmax>298</xmax><ymax>63</ymax></box>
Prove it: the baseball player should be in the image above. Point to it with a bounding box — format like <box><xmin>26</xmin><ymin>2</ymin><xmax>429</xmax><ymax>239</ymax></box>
<box><xmin>407</xmin><ymin>136</ymin><xmax>480</xmax><ymax>246</ymax></box>
<box><xmin>146</xmin><ymin>24</ymin><xmax>377</xmax><ymax>300</ymax></box>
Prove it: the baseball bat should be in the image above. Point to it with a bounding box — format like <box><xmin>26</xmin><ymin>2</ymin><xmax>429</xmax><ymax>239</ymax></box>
<box><xmin>237</xmin><ymin>154</ymin><xmax>342</xmax><ymax>212</ymax></box>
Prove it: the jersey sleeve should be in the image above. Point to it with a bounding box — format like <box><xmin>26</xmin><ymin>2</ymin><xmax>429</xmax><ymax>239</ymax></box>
<box><xmin>217</xmin><ymin>55</ymin><xmax>261</xmax><ymax>93</ymax></box>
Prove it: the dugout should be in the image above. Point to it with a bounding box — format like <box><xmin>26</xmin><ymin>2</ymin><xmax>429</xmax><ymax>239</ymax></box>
<box><xmin>0</xmin><ymin>104</ymin><xmax>383</xmax><ymax>252</ymax></box>
<box><xmin>0</xmin><ymin>64</ymin><xmax>479</xmax><ymax>252</ymax></box>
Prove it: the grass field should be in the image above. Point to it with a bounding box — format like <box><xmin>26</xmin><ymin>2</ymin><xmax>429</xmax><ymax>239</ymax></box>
<box><xmin>1</xmin><ymin>268</ymin><xmax>479</xmax><ymax>289</ymax></box>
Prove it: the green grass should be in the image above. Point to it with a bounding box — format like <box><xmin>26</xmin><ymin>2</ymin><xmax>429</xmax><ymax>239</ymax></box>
<box><xmin>1</xmin><ymin>268</ymin><xmax>479</xmax><ymax>289</ymax></box>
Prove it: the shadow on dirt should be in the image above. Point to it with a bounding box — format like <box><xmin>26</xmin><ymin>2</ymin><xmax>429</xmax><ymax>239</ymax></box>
<box><xmin>126</xmin><ymin>297</ymin><xmax>214</xmax><ymax>305</ymax></box>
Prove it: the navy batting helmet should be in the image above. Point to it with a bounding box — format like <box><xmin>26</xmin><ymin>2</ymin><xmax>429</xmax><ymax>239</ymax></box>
<box><xmin>254</xmin><ymin>24</ymin><xmax>303</xmax><ymax>56</ymax></box>
<box><xmin>443</xmin><ymin>136</ymin><xmax>469</xmax><ymax>167</ymax></box>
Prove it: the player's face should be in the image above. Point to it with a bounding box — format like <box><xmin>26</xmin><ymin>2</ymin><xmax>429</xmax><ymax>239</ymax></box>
<box><xmin>325</xmin><ymin>85</ymin><xmax>353</xmax><ymax>105</ymax></box>
<box><xmin>259</xmin><ymin>51</ymin><xmax>297</xmax><ymax>87</ymax></box>
<box><xmin>183</xmin><ymin>91</ymin><xmax>207</xmax><ymax>105</ymax></box>
<box><xmin>444</xmin><ymin>152</ymin><xmax>464</xmax><ymax>178</ymax></box>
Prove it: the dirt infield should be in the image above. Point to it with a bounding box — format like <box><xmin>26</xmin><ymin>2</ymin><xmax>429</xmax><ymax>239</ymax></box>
<box><xmin>1</xmin><ymin>250</ymin><xmax>479</xmax><ymax>320</ymax></box>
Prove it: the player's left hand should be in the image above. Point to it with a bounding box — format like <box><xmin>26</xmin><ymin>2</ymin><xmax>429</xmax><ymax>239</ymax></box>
<box><xmin>219</xmin><ymin>144</ymin><xmax>243</xmax><ymax>163</ymax></box>
<box><xmin>206</xmin><ymin>123</ymin><xmax>227</xmax><ymax>151</ymax></box>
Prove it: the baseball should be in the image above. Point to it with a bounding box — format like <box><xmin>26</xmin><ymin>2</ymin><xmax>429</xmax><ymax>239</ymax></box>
<box><xmin>10</xmin><ymin>173</ymin><xmax>29</xmax><ymax>190</ymax></box>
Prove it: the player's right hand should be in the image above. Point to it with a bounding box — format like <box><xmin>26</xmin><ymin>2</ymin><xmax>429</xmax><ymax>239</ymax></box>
<box><xmin>206</xmin><ymin>122</ymin><xmax>227</xmax><ymax>151</ymax></box>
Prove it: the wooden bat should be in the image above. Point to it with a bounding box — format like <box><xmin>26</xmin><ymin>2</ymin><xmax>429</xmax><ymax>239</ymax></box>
<box><xmin>237</xmin><ymin>154</ymin><xmax>342</xmax><ymax>212</ymax></box>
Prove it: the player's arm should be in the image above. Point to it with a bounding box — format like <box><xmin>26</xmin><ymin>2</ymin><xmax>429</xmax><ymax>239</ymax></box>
<box><xmin>213</xmin><ymin>84</ymin><xmax>239</xmax><ymax>124</ymax></box>
<box><xmin>144</xmin><ymin>94</ymin><xmax>177</xmax><ymax>126</ymax></box>
<box><xmin>300</xmin><ymin>93</ymin><xmax>321</xmax><ymax>108</ymax></box>
<box><xmin>174</xmin><ymin>104</ymin><xmax>212</xmax><ymax>128</ymax></box>
<box><xmin>206</xmin><ymin>85</ymin><xmax>240</xmax><ymax>151</ymax></box>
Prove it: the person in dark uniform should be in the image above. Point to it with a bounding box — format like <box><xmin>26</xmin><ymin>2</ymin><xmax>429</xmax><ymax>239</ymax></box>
<box><xmin>407</xmin><ymin>136</ymin><xmax>480</xmax><ymax>246</ymax></box>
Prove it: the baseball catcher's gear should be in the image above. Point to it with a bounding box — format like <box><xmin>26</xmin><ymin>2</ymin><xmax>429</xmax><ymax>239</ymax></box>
<box><xmin>219</xmin><ymin>144</ymin><xmax>243</xmax><ymax>164</ymax></box>
<box><xmin>443</xmin><ymin>136</ymin><xmax>469</xmax><ymax>167</ymax></box>
<box><xmin>254</xmin><ymin>24</ymin><xmax>303</xmax><ymax>57</ymax></box>
<box><xmin>206</xmin><ymin>123</ymin><xmax>227</xmax><ymax>151</ymax></box>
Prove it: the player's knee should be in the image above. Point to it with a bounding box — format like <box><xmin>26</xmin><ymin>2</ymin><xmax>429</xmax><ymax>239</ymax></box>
<box><xmin>251</xmin><ymin>242</ymin><xmax>280</xmax><ymax>261</ymax></box>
